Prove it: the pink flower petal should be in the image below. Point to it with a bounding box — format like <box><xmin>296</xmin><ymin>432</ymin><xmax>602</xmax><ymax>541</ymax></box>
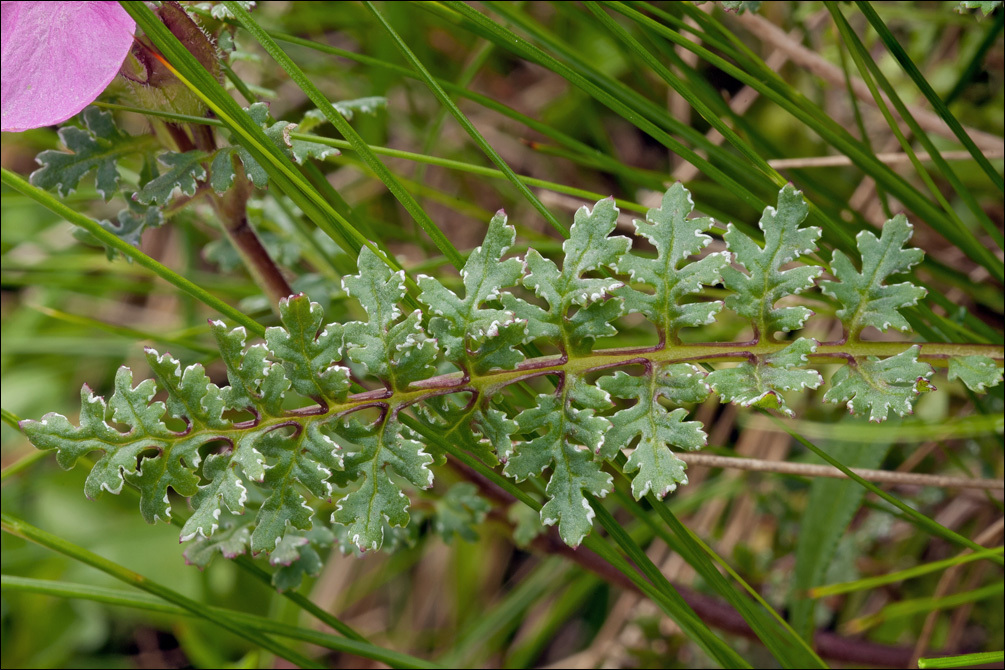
<box><xmin>1</xmin><ymin>1</ymin><xmax>135</xmax><ymax>132</ymax></box>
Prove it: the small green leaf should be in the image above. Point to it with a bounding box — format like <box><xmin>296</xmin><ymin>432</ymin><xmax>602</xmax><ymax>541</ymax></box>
<box><xmin>503</xmin><ymin>197</ymin><xmax>628</xmax><ymax>354</ymax></box>
<box><xmin>250</xmin><ymin>425</ymin><xmax>343</xmax><ymax>554</ymax></box>
<box><xmin>505</xmin><ymin>378</ymin><xmax>613</xmax><ymax>546</ymax></box>
<box><xmin>271</xmin><ymin>527</ymin><xmax>334</xmax><ymax>591</ymax></box>
<box><xmin>135</xmin><ymin>151</ymin><xmax>208</xmax><ymax>206</ymax></box>
<box><xmin>598</xmin><ymin>364</ymin><xmax>710</xmax><ymax>498</ymax></box>
<box><xmin>331</xmin><ymin>415</ymin><xmax>434</xmax><ymax>551</ymax></box>
<box><xmin>299</xmin><ymin>96</ymin><xmax>389</xmax><ymax>132</ymax></box>
<box><xmin>210</xmin><ymin>321</ymin><xmax>289</xmax><ymax>416</ymax></box>
<box><xmin>947</xmin><ymin>355</ymin><xmax>1003</xmax><ymax>393</ymax></box>
<box><xmin>433</xmin><ymin>482</ymin><xmax>491</xmax><ymax>543</ymax></box>
<box><xmin>206</xmin><ymin>0</ymin><xmax>256</xmax><ymax>20</ymax></box>
<box><xmin>707</xmin><ymin>338</ymin><xmax>823</xmax><ymax>416</ymax></box>
<box><xmin>721</xmin><ymin>185</ymin><xmax>822</xmax><ymax>338</ymax></box>
<box><xmin>824</xmin><ymin>346</ymin><xmax>934</xmax><ymax>422</ymax></box>
<box><xmin>183</xmin><ymin>522</ymin><xmax>251</xmax><ymax>568</ymax></box>
<box><xmin>30</xmin><ymin>107</ymin><xmax>135</xmax><ymax>199</ymax></box>
<box><xmin>419</xmin><ymin>211</ymin><xmax>524</xmax><ymax>372</ymax></box>
<box><xmin>509</xmin><ymin>502</ymin><xmax>545</xmax><ymax>547</ymax></box>
<box><xmin>266</xmin><ymin>294</ymin><xmax>350</xmax><ymax>401</ymax></box>
<box><xmin>75</xmin><ymin>201</ymin><xmax>165</xmax><ymax>260</ymax></box>
<box><xmin>180</xmin><ymin>453</ymin><xmax>251</xmax><ymax>542</ymax></box>
<box><xmin>820</xmin><ymin>215</ymin><xmax>926</xmax><ymax>338</ymax></box>
<box><xmin>615</xmin><ymin>183</ymin><xmax>727</xmax><ymax>342</ymax></box>
<box><xmin>234</xmin><ymin>146</ymin><xmax>270</xmax><ymax>188</ymax></box>
<box><xmin>210</xmin><ymin>148</ymin><xmax>239</xmax><ymax>194</ymax></box>
<box><xmin>956</xmin><ymin>1</ymin><xmax>1002</xmax><ymax>15</ymax></box>
<box><xmin>145</xmin><ymin>350</ymin><xmax>227</xmax><ymax>429</ymax></box>
<box><xmin>470</xmin><ymin>406</ymin><xmax>516</xmax><ymax>465</ymax></box>
<box><xmin>263</xmin><ymin>121</ymin><xmax>340</xmax><ymax>165</ymax></box>
<box><xmin>344</xmin><ymin>248</ymin><xmax>439</xmax><ymax>389</ymax></box>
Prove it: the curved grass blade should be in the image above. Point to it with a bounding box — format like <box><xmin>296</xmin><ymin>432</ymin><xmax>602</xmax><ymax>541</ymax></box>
<box><xmin>856</xmin><ymin>0</ymin><xmax>1004</xmax><ymax>193</ymax></box>
<box><xmin>1</xmin><ymin>168</ymin><xmax>265</xmax><ymax>338</ymax></box>
<box><xmin>119</xmin><ymin>1</ymin><xmax>400</xmax><ymax>280</ymax></box>
<box><xmin>0</xmin><ymin>576</ymin><xmax>438</xmax><ymax>669</ymax></box>
<box><xmin>1</xmin><ymin>514</ymin><xmax>323</xmax><ymax>669</ymax></box>
<box><xmin>363</xmin><ymin>1</ymin><xmax>567</xmax><ymax>236</ymax></box>
<box><xmin>221</xmin><ymin>1</ymin><xmax>465</xmax><ymax>270</ymax></box>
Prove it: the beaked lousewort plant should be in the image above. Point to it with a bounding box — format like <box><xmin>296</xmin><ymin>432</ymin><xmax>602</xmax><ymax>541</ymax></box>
<box><xmin>3</xmin><ymin>1</ymin><xmax>1004</xmax><ymax>666</ymax></box>
<box><xmin>19</xmin><ymin>179</ymin><xmax>1004</xmax><ymax>587</ymax></box>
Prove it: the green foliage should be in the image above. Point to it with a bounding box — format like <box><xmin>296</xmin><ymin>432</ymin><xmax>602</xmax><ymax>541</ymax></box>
<box><xmin>707</xmin><ymin>339</ymin><xmax>823</xmax><ymax>417</ymax></box>
<box><xmin>956</xmin><ymin>1</ymin><xmax>1003</xmax><ymax>15</ymax></box>
<box><xmin>506</xmin><ymin>380</ymin><xmax>614</xmax><ymax>547</ymax></box>
<box><xmin>5</xmin><ymin>3</ymin><xmax>1003</xmax><ymax>667</ymax></box>
<box><xmin>721</xmin><ymin>185</ymin><xmax>822</xmax><ymax>339</ymax></box>
<box><xmin>819</xmin><ymin>216</ymin><xmax>926</xmax><ymax>338</ymax></box>
<box><xmin>299</xmin><ymin>96</ymin><xmax>389</xmax><ymax>131</ymax></box>
<box><xmin>29</xmin><ymin>108</ymin><xmax>137</xmax><ymax>199</ymax></box>
<box><xmin>20</xmin><ymin>184</ymin><xmax>1002</xmax><ymax>569</ymax></box>
<box><xmin>614</xmin><ymin>183</ymin><xmax>726</xmax><ymax>343</ymax></box>
<box><xmin>823</xmin><ymin>346</ymin><xmax>934</xmax><ymax>422</ymax></box>
<box><xmin>503</xmin><ymin>197</ymin><xmax>628</xmax><ymax>355</ymax></box>
<box><xmin>597</xmin><ymin>365</ymin><xmax>708</xmax><ymax>499</ymax></box>
<box><xmin>418</xmin><ymin>211</ymin><xmax>524</xmax><ymax>373</ymax></box>
<box><xmin>136</xmin><ymin>151</ymin><xmax>208</xmax><ymax>205</ymax></box>
<box><xmin>73</xmin><ymin>201</ymin><xmax>165</xmax><ymax>261</ymax></box>
<box><xmin>947</xmin><ymin>355</ymin><xmax>1005</xmax><ymax>392</ymax></box>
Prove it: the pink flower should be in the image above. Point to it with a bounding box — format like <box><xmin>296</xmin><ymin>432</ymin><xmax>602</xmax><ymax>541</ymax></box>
<box><xmin>1</xmin><ymin>1</ymin><xmax>135</xmax><ymax>132</ymax></box>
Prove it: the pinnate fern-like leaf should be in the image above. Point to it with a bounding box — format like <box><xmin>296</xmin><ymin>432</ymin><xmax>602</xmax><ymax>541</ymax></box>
<box><xmin>505</xmin><ymin>378</ymin><xmax>613</xmax><ymax>547</ymax></box>
<box><xmin>418</xmin><ymin>211</ymin><xmax>525</xmax><ymax>373</ymax></box>
<box><xmin>20</xmin><ymin>183</ymin><xmax>1002</xmax><ymax>571</ymax></box>
<box><xmin>343</xmin><ymin>247</ymin><xmax>439</xmax><ymax>388</ymax></box>
<box><xmin>331</xmin><ymin>415</ymin><xmax>434</xmax><ymax>551</ymax></box>
<box><xmin>502</xmin><ymin>197</ymin><xmax>628</xmax><ymax>355</ymax></box>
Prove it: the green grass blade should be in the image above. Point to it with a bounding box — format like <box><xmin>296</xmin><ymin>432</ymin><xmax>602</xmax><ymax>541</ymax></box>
<box><xmin>265</xmin><ymin>30</ymin><xmax>668</xmax><ymax>192</ymax></box>
<box><xmin>943</xmin><ymin>10</ymin><xmax>1004</xmax><ymax>106</ymax></box>
<box><xmin>119</xmin><ymin>1</ymin><xmax>394</xmax><ymax>277</ymax></box>
<box><xmin>856</xmin><ymin>0</ymin><xmax>1004</xmax><ymax>192</ymax></box>
<box><xmin>0</xmin><ymin>576</ymin><xmax>439</xmax><ymax>669</ymax></box>
<box><xmin>771</xmin><ymin>416</ymin><xmax>1005</xmax><ymax>567</ymax></box>
<box><xmin>811</xmin><ymin>547</ymin><xmax>1005</xmax><ymax>598</ymax></box>
<box><xmin>400</xmin><ymin>414</ymin><xmax>748</xmax><ymax>669</ymax></box>
<box><xmin>1</xmin><ymin>168</ymin><xmax>266</xmax><ymax>338</ymax></box>
<box><xmin>582</xmin><ymin>2</ymin><xmax>784</xmax><ymax>188</ymax></box>
<box><xmin>438</xmin><ymin>559</ymin><xmax>569</xmax><ymax>667</ymax></box>
<box><xmin>829</xmin><ymin>2</ymin><xmax>1004</xmax><ymax>256</ymax></box>
<box><xmin>789</xmin><ymin>439</ymin><xmax>892</xmax><ymax>641</ymax></box>
<box><xmin>609</xmin><ymin>475</ymin><xmax>827</xmax><ymax>668</ymax></box>
<box><xmin>919</xmin><ymin>651</ymin><xmax>1005</xmax><ymax>669</ymax></box>
<box><xmin>846</xmin><ymin>581</ymin><xmax>1004</xmax><ymax>634</ymax></box>
<box><xmin>0</xmin><ymin>514</ymin><xmax>323</xmax><ymax>669</ymax></box>
<box><xmin>363</xmin><ymin>1</ymin><xmax>567</xmax><ymax>236</ymax></box>
<box><xmin>436</xmin><ymin>1</ymin><xmax>770</xmax><ymax>214</ymax></box>
<box><xmin>607</xmin><ymin>0</ymin><xmax>1000</xmax><ymax>277</ymax></box>
<box><xmin>596</xmin><ymin>491</ymin><xmax>823</xmax><ymax>668</ymax></box>
<box><xmin>221</xmin><ymin>0</ymin><xmax>465</xmax><ymax>270</ymax></box>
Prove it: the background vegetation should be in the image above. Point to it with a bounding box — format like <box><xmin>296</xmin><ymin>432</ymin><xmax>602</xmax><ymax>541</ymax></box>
<box><xmin>2</xmin><ymin>1</ymin><xmax>1003</xmax><ymax>667</ymax></box>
